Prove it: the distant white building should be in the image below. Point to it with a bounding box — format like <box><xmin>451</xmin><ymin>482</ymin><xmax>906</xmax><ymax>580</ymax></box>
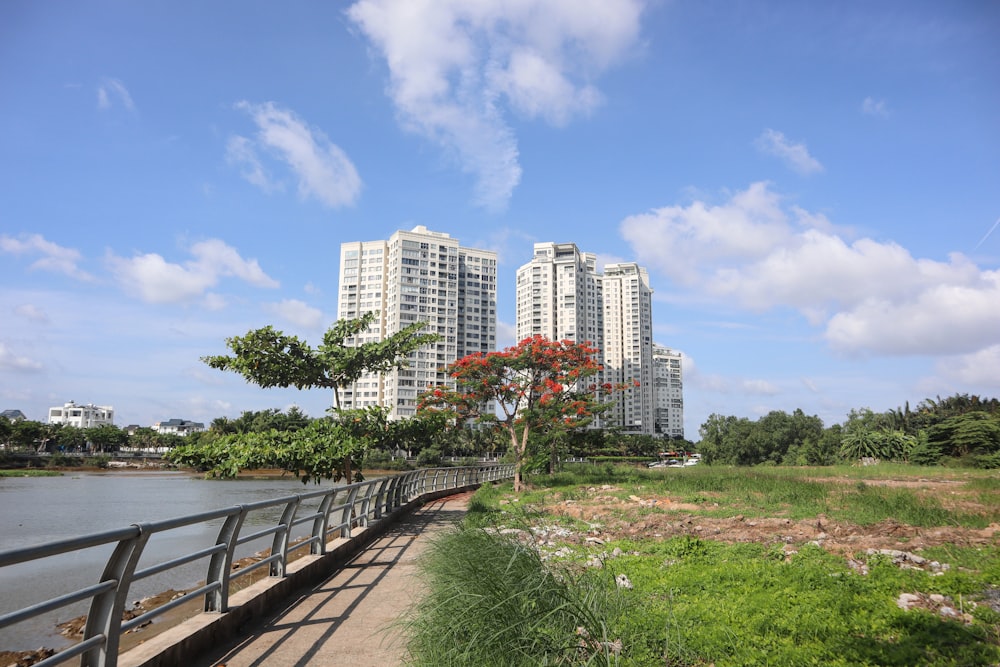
<box><xmin>602</xmin><ymin>262</ymin><xmax>655</xmax><ymax>435</ymax></box>
<box><xmin>337</xmin><ymin>225</ymin><xmax>498</xmax><ymax>419</ymax></box>
<box><xmin>652</xmin><ymin>345</ymin><xmax>685</xmax><ymax>439</ymax></box>
<box><xmin>516</xmin><ymin>243</ymin><xmax>657</xmax><ymax>435</ymax></box>
<box><xmin>154</xmin><ymin>419</ymin><xmax>205</xmax><ymax>436</ymax></box>
<box><xmin>48</xmin><ymin>401</ymin><xmax>114</xmax><ymax>428</ymax></box>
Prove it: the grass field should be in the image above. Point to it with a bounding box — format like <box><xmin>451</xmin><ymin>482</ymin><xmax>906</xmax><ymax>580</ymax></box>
<box><xmin>406</xmin><ymin>464</ymin><xmax>1000</xmax><ymax>666</ymax></box>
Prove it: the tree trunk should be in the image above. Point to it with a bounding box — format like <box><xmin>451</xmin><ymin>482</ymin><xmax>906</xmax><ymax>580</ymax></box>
<box><xmin>510</xmin><ymin>425</ymin><xmax>527</xmax><ymax>492</ymax></box>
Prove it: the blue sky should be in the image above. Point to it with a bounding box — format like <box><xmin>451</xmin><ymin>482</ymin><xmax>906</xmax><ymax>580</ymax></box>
<box><xmin>2</xmin><ymin>1</ymin><xmax>998</xmax><ymax>438</ymax></box>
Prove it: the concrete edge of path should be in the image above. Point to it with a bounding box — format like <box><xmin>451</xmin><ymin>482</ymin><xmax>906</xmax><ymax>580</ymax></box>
<box><xmin>118</xmin><ymin>486</ymin><xmax>478</xmax><ymax>667</ymax></box>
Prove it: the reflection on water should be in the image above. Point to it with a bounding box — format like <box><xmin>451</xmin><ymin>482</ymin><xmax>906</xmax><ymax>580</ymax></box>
<box><xmin>0</xmin><ymin>471</ymin><xmax>340</xmax><ymax>650</ymax></box>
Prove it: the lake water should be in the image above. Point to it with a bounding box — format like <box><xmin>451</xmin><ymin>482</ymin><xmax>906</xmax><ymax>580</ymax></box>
<box><xmin>0</xmin><ymin>470</ymin><xmax>339</xmax><ymax>650</ymax></box>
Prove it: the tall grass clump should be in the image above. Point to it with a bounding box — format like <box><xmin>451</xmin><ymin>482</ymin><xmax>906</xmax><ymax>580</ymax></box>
<box><xmin>836</xmin><ymin>484</ymin><xmax>992</xmax><ymax>528</ymax></box>
<box><xmin>406</xmin><ymin>524</ymin><xmax>624</xmax><ymax>666</ymax></box>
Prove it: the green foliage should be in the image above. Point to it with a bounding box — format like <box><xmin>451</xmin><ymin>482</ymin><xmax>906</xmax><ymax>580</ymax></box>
<box><xmin>202</xmin><ymin>312</ymin><xmax>439</xmax><ymax>409</ymax></box>
<box><xmin>415</xmin><ymin>445</ymin><xmax>442</xmax><ymax>467</ymax></box>
<box><xmin>406</xmin><ymin>522</ymin><xmax>624</xmax><ymax>666</ymax></box>
<box><xmin>698</xmin><ymin>409</ymin><xmax>824</xmax><ymax>466</ymax></box>
<box><xmin>972</xmin><ymin>451</ymin><xmax>1000</xmax><ymax>469</ymax></box>
<box><xmin>362</xmin><ymin>449</ymin><xmax>413</xmax><ymax>471</ymax></box>
<box><xmin>418</xmin><ymin>335</ymin><xmax>620</xmax><ymax>491</ymax></box>
<box><xmin>445</xmin><ymin>470</ymin><xmax>1000</xmax><ymax>666</ymax></box>
<box><xmin>166</xmin><ymin>408</ymin><xmax>391</xmax><ymax>483</ymax></box>
<box><xmin>908</xmin><ymin>431</ymin><xmax>943</xmax><ymax>466</ymax></box>
<box><xmin>45</xmin><ymin>453</ymin><xmax>74</xmax><ymax>468</ymax></box>
<box><xmin>85</xmin><ymin>424</ymin><xmax>128</xmax><ymax>452</ymax></box>
<box><xmin>84</xmin><ymin>455</ymin><xmax>111</xmax><ymax>469</ymax></box>
<box><xmin>698</xmin><ymin>394</ymin><xmax>1000</xmax><ymax>469</ymax></box>
<box><xmin>195</xmin><ymin>314</ymin><xmax>439</xmax><ymax>481</ymax></box>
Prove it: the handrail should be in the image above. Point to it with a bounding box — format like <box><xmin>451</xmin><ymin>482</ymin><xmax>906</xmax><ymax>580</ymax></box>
<box><xmin>0</xmin><ymin>464</ymin><xmax>514</xmax><ymax>667</ymax></box>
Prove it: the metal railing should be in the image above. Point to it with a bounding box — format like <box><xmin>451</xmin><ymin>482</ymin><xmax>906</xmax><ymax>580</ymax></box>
<box><xmin>0</xmin><ymin>464</ymin><xmax>513</xmax><ymax>667</ymax></box>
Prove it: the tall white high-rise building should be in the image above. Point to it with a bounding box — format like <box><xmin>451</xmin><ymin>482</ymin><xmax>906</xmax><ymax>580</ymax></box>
<box><xmin>336</xmin><ymin>226</ymin><xmax>497</xmax><ymax>419</ymax></box>
<box><xmin>652</xmin><ymin>344</ymin><xmax>685</xmax><ymax>439</ymax></box>
<box><xmin>516</xmin><ymin>244</ymin><xmax>659</xmax><ymax>435</ymax></box>
<box><xmin>602</xmin><ymin>262</ymin><xmax>655</xmax><ymax>434</ymax></box>
<box><xmin>515</xmin><ymin>242</ymin><xmax>603</xmax><ymax>349</ymax></box>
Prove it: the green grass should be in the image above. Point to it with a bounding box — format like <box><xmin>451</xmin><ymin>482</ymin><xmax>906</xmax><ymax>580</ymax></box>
<box><xmin>405</xmin><ymin>513</ymin><xmax>625</xmax><ymax>665</ymax></box>
<box><xmin>404</xmin><ymin>468</ymin><xmax>1000</xmax><ymax>665</ymax></box>
<box><xmin>606</xmin><ymin>539</ymin><xmax>1000</xmax><ymax>665</ymax></box>
<box><xmin>0</xmin><ymin>469</ymin><xmax>62</xmax><ymax>477</ymax></box>
<box><xmin>407</xmin><ymin>512</ymin><xmax>1000</xmax><ymax>665</ymax></box>
<box><xmin>830</xmin><ymin>482</ymin><xmax>992</xmax><ymax>528</ymax></box>
<box><xmin>532</xmin><ymin>463</ymin><xmax>1000</xmax><ymax>526</ymax></box>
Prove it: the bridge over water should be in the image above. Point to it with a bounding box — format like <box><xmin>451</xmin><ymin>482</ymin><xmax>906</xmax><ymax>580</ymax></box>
<box><xmin>0</xmin><ymin>465</ymin><xmax>513</xmax><ymax>667</ymax></box>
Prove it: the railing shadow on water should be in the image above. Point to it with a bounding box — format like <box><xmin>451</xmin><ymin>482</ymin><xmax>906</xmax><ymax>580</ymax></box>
<box><xmin>0</xmin><ymin>464</ymin><xmax>513</xmax><ymax>667</ymax></box>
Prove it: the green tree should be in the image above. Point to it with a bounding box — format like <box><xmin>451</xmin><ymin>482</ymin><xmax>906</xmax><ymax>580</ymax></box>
<box><xmin>839</xmin><ymin>427</ymin><xmax>914</xmax><ymax>463</ymax></box>
<box><xmin>908</xmin><ymin>430</ymin><xmax>942</xmax><ymax>466</ymax></box>
<box><xmin>210</xmin><ymin>416</ymin><xmax>237</xmax><ymax>434</ymax></box>
<box><xmin>697</xmin><ymin>414</ymin><xmax>754</xmax><ymax>465</ymax></box>
<box><xmin>933</xmin><ymin>412</ymin><xmax>1000</xmax><ymax>457</ymax></box>
<box><xmin>54</xmin><ymin>425</ymin><xmax>86</xmax><ymax>452</ymax></box>
<box><xmin>202</xmin><ymin>312</ymin><xmax>438</xmax><ymax>411</ymax></box>
<box><xmin>0</xmin><ymin>416</ymin><xmax>11</xmax><ymax>447</ymax></box>
<box><xmin>85</xmin><ymin>424</ymin><xmax>128</xmax><ymax>453</ymax></box>
<box><xmin>171</xmin><ymin>313</ymin><xmax>439</xmax><ymax>483</ymax></box>
<box><xmin>10</xmin><ymin>420</ymin><xmax>58</xmax><ymax>452</ymax></box>
<box><xmin>418</xmin><ymin>336</ymin><xmax>628</xmax><ymax>491</ymax></box>
<box><xmin>128</xmin><ymin>427</ymin><xmax>160</xmax><ymax>450</ymax></box>
<box><xmin>169</xmin><ymin>406</ymin><xmax>393</xmax><ymax>483</ymax></box>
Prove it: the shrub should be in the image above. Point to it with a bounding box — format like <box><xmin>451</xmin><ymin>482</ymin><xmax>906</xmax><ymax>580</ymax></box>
<box><xmin>406</xmin><ymin>524</ymin><xmax>624</xmax><ymax>666</ymax></box>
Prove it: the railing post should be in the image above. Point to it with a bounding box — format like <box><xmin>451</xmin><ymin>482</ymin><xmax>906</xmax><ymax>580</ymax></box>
<box><xmin>205</xmin><ymin>508</ymin><xmax>247</xmax><ymax>612</ymax></box>
<box><xmin>339</xmin><ymin>484</ymin><xmax>362</xmax><ymax>539</ymax></box>
<box><xmin>358</xmin><ymin>480</ymin><xmax>378</xmax><ymax>528</ymax></box>
<box><xmin>311</xmin><ymin>488</ymin><xmax>339</xmax><ymax>554</ymax></box>
<box><xmin>82</xmin><ymin>525</ymin><xmax>149</xmax><ymax>667</ymax></box>
<box><xmin>373</xmin><ymin>476</ymin><xmax>392</xmax><ymax>519</ymax></box>
<box><xmin>403</xmin><ymin>470</ymin><xmax>419</xmax><ymax>503</ymax></box>
<box><xmin>269</xmin><ymin>498</ymin><xmax>301</xmax><ymax>577</ymax></box>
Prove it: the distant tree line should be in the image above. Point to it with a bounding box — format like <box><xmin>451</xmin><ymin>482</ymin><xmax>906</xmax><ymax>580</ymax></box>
<box><xmin>0</xmin><ymin>419</ymin><xmax>140</xmax><ymax>453</ymax></box>
<box><xmin>698</xmin><ymin>393</ymin><xmax>1000</xmax><ymax>469</ymax></box>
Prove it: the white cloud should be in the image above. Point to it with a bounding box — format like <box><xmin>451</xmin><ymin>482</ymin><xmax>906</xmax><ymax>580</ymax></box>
<box><xmin>941</xmin><ymin>345</ymin><xmax>1000</xmax><ymax>388</ymax></box>
<box><xmin>0</xmin><ymin>342</ymin><xmax>43</xmax><ymax>372</ymax></box>
<box><xmin>97</xmin><ymin>78</ymin><xmax>135</xmax><ymax>111</ymax></box>
<box><xmin>862</xmin><ymin>96</ymin><xmax>889</xmax><ymax>117</ymax></box>
<box><xmin>621</xmin><ymin>182</ymin><xmax>1000</xmax><ymax>358</ymax></box>
<box><xmin>755</xmin><ymin>129</ymin><xmax>824</xmax><ymax>175</ymax></box>
<box><xmin>689</xmin><ymin>371</ymin><xmax>780</xmax><ymax>396</ymax></box>
<box><xmin>825</xmin><ymin>273</ymin><xmax>1000</xmax><ymax>355</ymax></box>
<box><xmin>263</xmin><ymin>299</ymin><xmax>325</xmax><ymax>330</ymax></box>
<box><xmin>226</xmin><ymin>135</ymin><xmax>281</xmax><ymax>194</ymax></box>
<box><xmin>1</xmin><ymin>233</ymin><xmax>96</xmax><ymax>281</ymax></box>
<box><xmin>13</xmin><ymin>304</ymin><xmax>49</xmax><ymax>324</ymax></box>
<box><xmin>106</xmin><ymin>239</ymin><xmax>279</xmax><ymax>304</ymax></box>
<box><xmin>232</xmin><ymin>102</ymin><xmax>362</xmax><ymax>208</ymax></box>
<box><xmin>346</xmin><ymin>0</ymin><xmax>644</xmax><ymax>209</ymax></box>
<box><xmin>619</xmin><ymin>182</ymin><xmax>794</xmax><ymax>284</ymax></box>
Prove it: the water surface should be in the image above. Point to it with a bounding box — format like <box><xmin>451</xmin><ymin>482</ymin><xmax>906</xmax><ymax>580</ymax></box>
<box><xmin>0</xmin><ymin>470</ymin><xmax>337</xmax><ymax>650</ymax></box>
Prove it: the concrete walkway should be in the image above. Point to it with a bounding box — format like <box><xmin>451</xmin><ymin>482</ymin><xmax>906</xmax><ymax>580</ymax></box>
<box><xmin>190</xmin><ymin>494</ymin><xmax>469</xmax><ymax>667</ymax></box>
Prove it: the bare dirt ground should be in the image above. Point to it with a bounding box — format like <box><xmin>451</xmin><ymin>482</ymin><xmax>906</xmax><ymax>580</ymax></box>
<box><xmin>529</xmin><ymin>475</ymin><xmax>1000</xmax><ymax>557</ymax></box>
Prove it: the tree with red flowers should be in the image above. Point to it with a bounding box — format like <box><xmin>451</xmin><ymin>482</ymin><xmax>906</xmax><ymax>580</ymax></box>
<box><xmin>418</xmin><ymin>335</ymin><xmax>635</xmax><ymax>491</ymax></box>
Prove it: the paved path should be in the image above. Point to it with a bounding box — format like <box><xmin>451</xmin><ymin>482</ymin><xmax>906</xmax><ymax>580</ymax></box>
<box><xmin>191</xmin><ymin>494</ymin><xmax>469</xmax><ymax>667</ymax></box>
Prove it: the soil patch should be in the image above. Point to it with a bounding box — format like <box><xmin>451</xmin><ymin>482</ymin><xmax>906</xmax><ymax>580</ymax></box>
<box><xmin>535</xmin><ymin>482</ymin><xmax>1000</xmax><ymax>557</ymax></box>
